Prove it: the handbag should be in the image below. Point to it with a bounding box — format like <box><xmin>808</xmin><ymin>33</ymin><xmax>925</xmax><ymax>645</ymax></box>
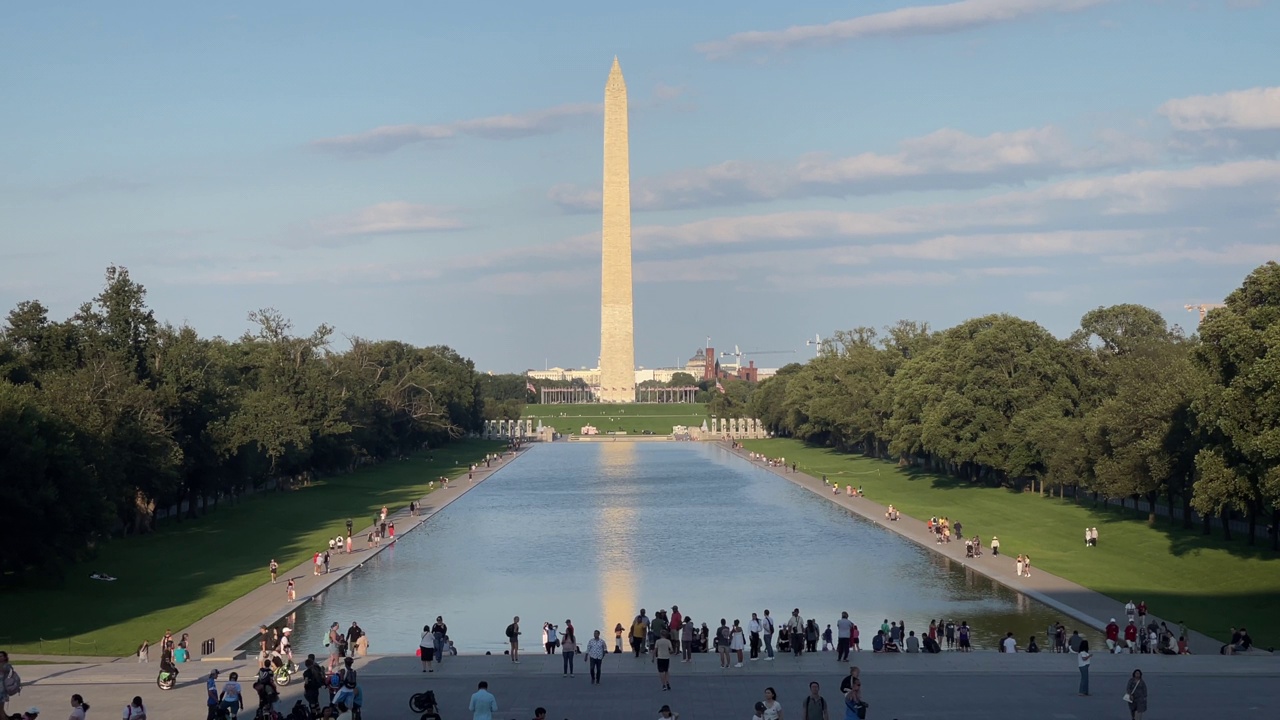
<box><xmin>1122</xmin><ymin>693</ymin><xmax>1132</xmax><ymax>703</ymax></box>
<box><xmin>854</xmin><ymin>701</ymin><xmax>868</xmax><ymax>719</ymax></box>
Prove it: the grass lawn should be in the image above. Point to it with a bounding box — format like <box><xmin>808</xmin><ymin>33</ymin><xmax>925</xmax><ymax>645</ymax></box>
<box><xmin>0</xmin><ymin>440</ymin><xmax>503</xmax><ymax>657</ymax></box>
<box><xmin>742</xmin><ymin>438</ymin><xmax>1280</xmax><ymax>648</ymax></box>
<box><xmin>524</xmin><ymin>402</ymin><xmax>707</xmax><ymax>435</ymax></box>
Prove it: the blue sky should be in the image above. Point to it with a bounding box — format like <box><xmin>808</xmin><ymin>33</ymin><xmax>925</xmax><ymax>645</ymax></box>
<box><xmin>2</xmin><ymin>1</ymin><xmax>1279</xmax><ymax>372</ymax></box>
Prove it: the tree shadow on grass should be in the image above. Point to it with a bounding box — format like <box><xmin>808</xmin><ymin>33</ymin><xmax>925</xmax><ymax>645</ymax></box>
<box><xmin>0</xmin><ymin>440</ymin><xmax>505</xmax><ymax>655</ymax></box>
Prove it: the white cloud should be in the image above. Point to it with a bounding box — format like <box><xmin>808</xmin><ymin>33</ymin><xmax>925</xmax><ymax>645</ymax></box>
<box><xmin>697</xmin><ymin>0</ymin><xmax>1111</xmax><ymax>58</ymax></box>
<box><xmin>312</xmin><ymin>102</ymin><xmax>601</xmax><ymax>154</ymax></box>
<box><xmin>1020</xmin><ymin>158</ymin><xmax>1280</xmax><ymax>213</ymax></box>
<box><xmin>306</xmin><ymin>202</ymin><xmax>465</xmax><ymax>242</ymax></box>
<box><xmin>772</xmin><ymin>270</ymin><xmax>957</xmax><ymax>290</ymax></box>
<box><xmin>1159</xmin><ymin>86</ymin><xmax>1280</xmax><ymax>131</ymax></box>
<box><xmin>1102</xmin><ymin>243</ymin><xmax>1280</xmax><ymax>266</ymax></box>
<box><xmin>550</xmin><ymin>125</ymin><xmax>1147</xmax><ymax>213</ymax></box>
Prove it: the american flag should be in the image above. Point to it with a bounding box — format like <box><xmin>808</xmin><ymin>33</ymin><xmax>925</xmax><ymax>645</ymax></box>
<box><xmin>526</xmin><ymin>381</ymin><xmax>536</xmax><ymax>394</ymax></box>
<box><xmin>716</xmin><ymin>380</ymin><xmax>726</xmax><ymax>394</ymax></box>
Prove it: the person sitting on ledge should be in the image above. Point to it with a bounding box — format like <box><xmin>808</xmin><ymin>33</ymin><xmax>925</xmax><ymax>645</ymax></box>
<box><xmin>1027</xmin><ymin>636</ymin><xmax>1040</xmax><ymax>653</ymax></box>
<box><xmin>882</xmin><ymin>634</ymin><xmax>900</xmax><ymax>653</ymax></box>
<box><xmin>871</xmin><ymin>631</ymin><xmax>885</xmax><ymax>653</ymax></box>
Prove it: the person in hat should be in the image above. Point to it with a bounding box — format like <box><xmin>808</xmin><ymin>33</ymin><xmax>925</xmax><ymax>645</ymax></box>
<box><xmin>19</xmin><ymin>708</ymin><xmax>39</xmax><ymax>720</ymax></box>
<box><xmin>657</xmin><ymin>704</ymin><xmax>679</xmax><ymax>720</ymax></box>
<box><xmin>204</xmin><ymin>669</ymin><xmax>220</xmax><ymax>720</ymax></box>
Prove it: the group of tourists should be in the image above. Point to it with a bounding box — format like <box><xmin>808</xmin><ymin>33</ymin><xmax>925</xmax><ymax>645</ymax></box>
<box><xmin>458</xmin><ymin>669</ymin><xmax>871</xmax><ymax>720</ymax></box>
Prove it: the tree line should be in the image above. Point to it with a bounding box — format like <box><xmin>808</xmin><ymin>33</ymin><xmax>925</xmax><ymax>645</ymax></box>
<box><xmin>746</xmin><ymin>262</ymin><xmax>1280</xmax><ymax>549</ymax></box>
<box><xmin>0</xmin><ymin>266</ymin><xmax>514</xmax><ymax>579</ymax></box>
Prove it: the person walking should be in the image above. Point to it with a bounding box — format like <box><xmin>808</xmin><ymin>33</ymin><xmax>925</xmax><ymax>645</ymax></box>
<box><xmin>468</xmin><ymin>681</ymin><xmax>497</xmax><ymax>720</ymax></box>
<box><xmin>614</xmin><ymin>623</ymin><xmax>624</xmax><ymax>654</ymax></box>
<box><xmin>653</xmin><ymin>631</ymin><xmax>674</xmax><ymax>691</ymax></box>
<box><xmin>761</xmin><ymin>687</ymin><xmax>783</xmax><ymax>720</ymax></box>
<box><xmin>804</xmin><ymin>682</ymin><xmax>829</xmax><ymax>720</ymax></box>
<box><xmin>1124</xmin><ymin>669</ymin><xmax>1147</xmax><ymax>720</ymax></box>
<box><xmin>585</xmin><ymin>630</ymin><xmax>607</xmax><ymax>685</ymax></box>
<box><xmin>219</xmin><ymin>673</ymin><xmax>241</xmax><ymax>720</ymax></box>
<box><xmin>269</xmin><ymin>560</ymin><xmax>278</xmax><ymax>584</ymax></box>
<box><xmin>842</xmin><ymin>677</ymin><xmax>866</xmax><ymax>720</ymax></box>
<box><xmin>1077</xmin><ymin>640</ymin><xmax>1092</xmax><ymax>696</ymax></box>
<box><xmin>762</xmin><ymin>609</ymin><xmax>776</xmax><ymax>660</ymax></box>
<box><xmin>836</xmin><ymin>612</ymin><xmax>853</xmax><ymax>662</ymax></box>
<box><xmin>432</xmin><ymin>617</ymin><xmax>448</xmax><ymax>668</ymax></box>
<box><xmin>560</xmin><ymin>630</ymin><xmax>577</xmax><ymax>678</ymax></box>
<box><xmin>68</xmin><ymin>695</ymin><xmax>89</xmax><ymax>720</ymax></box>
<box><xmin>122</xmin><ymin>696</ymin><xmax>146</xmax><ymax>720</ymax></box>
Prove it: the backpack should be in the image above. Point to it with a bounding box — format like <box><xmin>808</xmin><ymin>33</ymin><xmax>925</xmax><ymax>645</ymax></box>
<box><xmin>2</xmin><ymin>668</ymin><xmax>20</xmax><ymax>696</ymax></box>
<box><xmin>505</xmin><ymin>623</ymin><xmax>516</xmax><ymax>639</ymax></box>
<box><xmin>341</xmin><ymin>668</ymin><xmax>358</xmax><ymax>689</ymax></box>
<box><xmin>805</xmin><ymin>696</ymin><xmax>827</xmax><ymax>715</ymax></box>
<box><xmin>328</xmin><ymin>673</ymin><xmax>342</xmax><ymax>690</ymax></box>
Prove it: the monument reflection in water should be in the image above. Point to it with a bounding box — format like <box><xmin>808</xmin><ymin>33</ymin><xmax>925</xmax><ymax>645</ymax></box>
<box><xmin>290</xmin><ymin>442</ymin><xmax>1091</xmax><ymax>653</ymax></box>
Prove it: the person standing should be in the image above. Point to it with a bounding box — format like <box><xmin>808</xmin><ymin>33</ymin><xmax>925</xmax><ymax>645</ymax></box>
<box><xmin>748</xmin><ymin>613</ymin><xmax>763</xmax><ymax>661</ymax></box>
<box><xmin>716</xmin><ymin>620</ymin><xmax>732</xmax><ymax>669</ymax></box>
<box><xmin>1125</xmin><ymin>669</ymin><xmax>1147</xmax><ymax>720</ymax></box>
<box><xmin>804</xmin><ymin>682</ymin><xmax>829</xmax><ymax>720</ymax></box>
<box><xmin>468</xmin><ymin>681</ymin><xmax>497</xmax><ymax>720</ymax></box>
<box><xmin>585</xmin><ymin>630</ymin><xmax>607</xmax><ymax>685</ymax></box>
<box><xmin>1023</xmin><ymin>554</ymin><xmax>1032</xmax><ymax>578</ymax></box>
<box><xmin>286</xmin><ymin>579</ymin><xmax>295</xmax><ymax>603</ymax></box>
<box><xmin>614</xmin><ymin>623</ymin><xmax>624</xmax><ymax>654</ymax></box>
<box><xmin>1016</xmin><ymin>555</ymin><xmax>1024</xmax><ymax>577</ymax></box>
<box><xmin>762</xmin><ymin>610</ymin><xmax>776</xmax><ymax>660</ymax></box>
<box><xmin>630</xmin><ymin>616</ymin><xmax>647</xmax><ymax>657</ymax></box>
<box><xmin>789</xmin><ymin>610</ymin><xmax>805</xmax><ymax>657</ymax></box>
<box><xmin>204</xmin><ymin>669</ymin><xmax>220</xmax><ymax>720</ymax></box>
<box><xmin>669</xmin><ymin>606</ymin><xmax>683</xmax><ymax>655</ymax></box>
<box><xmin>269</xmin><ymin>560</ymin><xmax>278</xmax><ymax>584</ymax></box>
<box><xmin>680</xmin><ymin>618</ymin><xmax>694</xmax><ymax>663</ymax></box>
<box><xmin>505</xmin><ymin>617</ymin><xmax>521</xmax><ymax>663</ymax></box>
<box><xmin>653</xmin><ymin>631</ymin><xmax>674</xmax><ymax>691</ymax></box>
<box><xmin>730</xmin><ymin>620</ymin><xmax>746</xmax><ymax>667</ymax></box>
<box><xmin>560</xmin><ymin>630</ymin><xmax>577</xmax><ymax>677</ymax></box>
<box><xmin>420</xmin><ymin>625</ymin><xmax>436</xmax><ymax>672</ymax></box>
<box><xmin>302</xmin><ymin>656</ymin><xmax>325</xmax><ymax>713</ymax></box>
<box><xmin>1077</xmin><ymin>641</ymin><xmax>1092</xmax><ymax>696</ymax></box>
<box><xmin>432</xmin><ymin>617</ymin><xmax>448</xmax><ymax>667</ymax></box>
<box><xmin>836</xmin><ymin>612</ymin><xmax>852</xmax><ymax>662</ymax></box>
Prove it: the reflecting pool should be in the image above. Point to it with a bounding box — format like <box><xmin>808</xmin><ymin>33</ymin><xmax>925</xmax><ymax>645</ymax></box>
<box><xmin>289</xmin><ymin>442</ymin><xmax>1093</xmax><ymax>654</ymax></box>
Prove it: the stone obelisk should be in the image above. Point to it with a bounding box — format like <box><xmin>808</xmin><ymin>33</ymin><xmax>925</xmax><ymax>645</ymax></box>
<box><xmin>599</xmin><ymin>57</ymin><xmax>635</xmax><ymax>404</ymax></box>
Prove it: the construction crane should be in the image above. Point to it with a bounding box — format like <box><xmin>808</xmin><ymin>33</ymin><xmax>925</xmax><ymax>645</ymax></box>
<box><xmin>720</xmin><ymin>345</ymin><xmax>797</xmax><ymax>361</ymax></box>
<box><xmin>806</xmin><ymin>333</ymin><xmax>824</xmax><ymax>356</ymax></box>
<box><xmin>1185</xmin><ymin>303</ymin><xmax>1226</xmax><ymax>322</ymax></box>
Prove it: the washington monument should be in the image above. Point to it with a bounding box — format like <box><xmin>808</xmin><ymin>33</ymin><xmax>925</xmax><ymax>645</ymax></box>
<box><xmin>599</xmin><ymin>58</ymin><xmax>635</xmax><ymax>404</ymax></box>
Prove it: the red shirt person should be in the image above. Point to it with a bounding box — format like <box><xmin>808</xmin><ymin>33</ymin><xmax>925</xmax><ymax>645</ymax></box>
<box><xmin>1105</xmin><ymin>619</ymin><xmax>1121</xmax><ymax>649</ymax></box>
<box><xmin>1124</xmin><ymin>622</ymin><xmax>1138</xmax><ymax>646</ymax></box>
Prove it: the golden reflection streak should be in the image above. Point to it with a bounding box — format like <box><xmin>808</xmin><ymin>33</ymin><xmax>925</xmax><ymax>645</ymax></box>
<box><xmin>596</xmin><ymin>442</ymin><xmax>638</xmax><ymax>640</ymax></box>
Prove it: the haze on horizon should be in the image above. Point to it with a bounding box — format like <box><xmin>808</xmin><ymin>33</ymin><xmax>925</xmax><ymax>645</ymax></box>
<box><xmin>3</xmin><ymin>1</ymin><xmax>1278</xmax><ymax>373</ymax></box>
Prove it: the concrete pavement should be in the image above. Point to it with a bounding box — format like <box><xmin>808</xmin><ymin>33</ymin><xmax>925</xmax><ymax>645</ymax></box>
<box><xmin>10</xmin><ymin>651</ymin><xmax>1277</xmax><ymax>720</ymax></box>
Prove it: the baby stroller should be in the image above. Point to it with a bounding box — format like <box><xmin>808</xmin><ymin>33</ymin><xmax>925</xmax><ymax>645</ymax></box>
<box><xmin>409</xmin><ymin>689</ymin><xmax>442</xmax><ymax>720</ymax></box>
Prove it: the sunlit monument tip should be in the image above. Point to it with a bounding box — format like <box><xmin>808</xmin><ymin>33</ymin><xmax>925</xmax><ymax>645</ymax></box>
<box><xmin>599</xmin><ymin>57</ymin><xmax>636</xmax><ymax>404</ymax></box>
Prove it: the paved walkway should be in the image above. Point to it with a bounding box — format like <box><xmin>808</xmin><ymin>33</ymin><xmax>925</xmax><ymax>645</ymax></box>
<box><xmin>11</xmin><ymin>652</ymin><xmax>1277</xmax><ymax>720</ymax></box>
<box><xmin>173</xmin><ymin>448</ymin><xmax>529</xmax><ymax>661</ymax></box>
<box><xmin>726</xmin><ymin>443</ymin><xmax>1227</xmax><ymax>654</ymax></box>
